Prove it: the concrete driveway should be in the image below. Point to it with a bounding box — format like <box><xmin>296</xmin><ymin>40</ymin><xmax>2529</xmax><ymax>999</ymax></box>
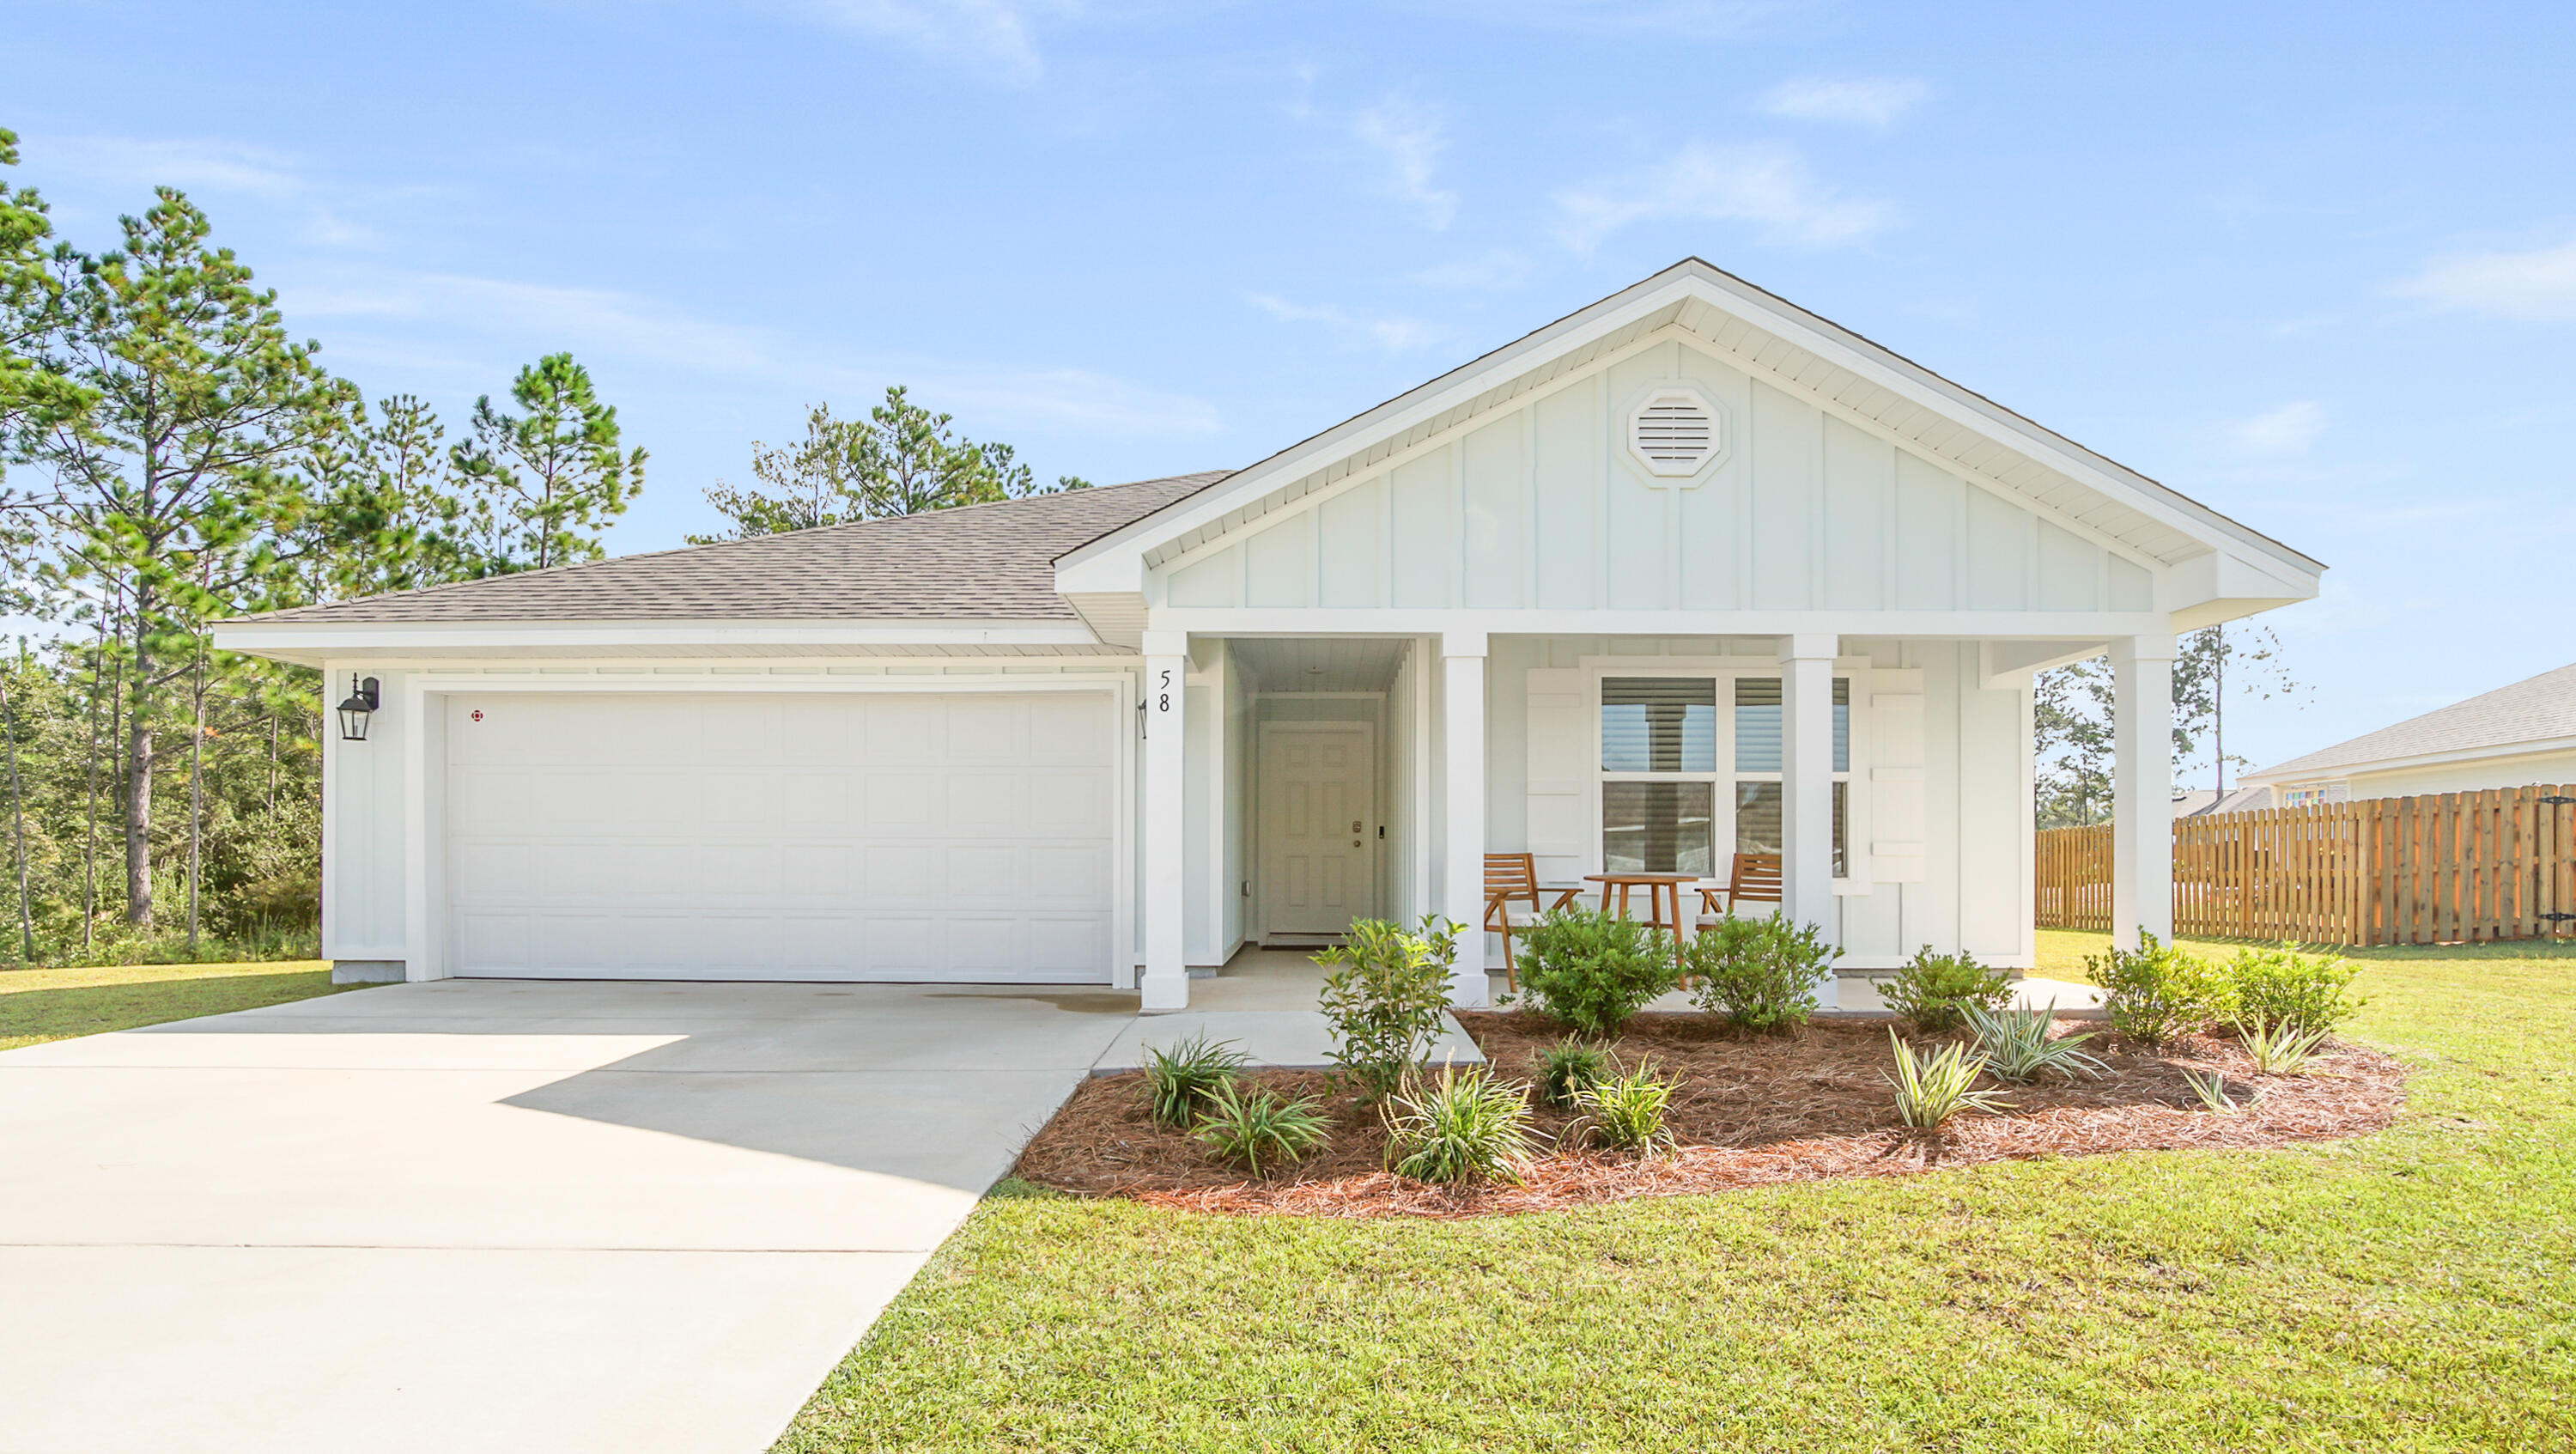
<box><xmin>0</xmin><ymin>979</ymin><xmax>1136</xmax><ymax>1454</ymax></box>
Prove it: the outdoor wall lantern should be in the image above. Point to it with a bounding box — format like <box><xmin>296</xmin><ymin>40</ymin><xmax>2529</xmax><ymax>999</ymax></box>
<box><xmin>337</xmin><ymin>674</ymin><xmax>380</xmax><ymax>742</ymax></box>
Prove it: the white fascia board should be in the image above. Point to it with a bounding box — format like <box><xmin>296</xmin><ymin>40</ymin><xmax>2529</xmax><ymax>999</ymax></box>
<box><xmin>1147</xmin><ymin>606</ymin><xmax>2170</xmax><ymax>640</ymax></box>
<box><xmin>1060</xmin><ymin>259</ymin><xmax>2325</xmax><ymax>596</ymax></box>
<box><xmin>213</xmin><ymin>617</ymin><xmax>1104</xmax><ymax>666</ymax></box>
<box><xmin>2240</xmin><ymin>733</ymin><xmax>2576</xmax><ymax>787</ymax></box>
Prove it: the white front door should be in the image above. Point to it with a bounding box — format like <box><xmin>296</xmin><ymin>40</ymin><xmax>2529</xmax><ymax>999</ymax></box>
<box><xmin>1259</xmin><ymin>724</ymin><xmax>1376</xmax><ymax>938</ymax></box>
<box><xmin>442</xmin><ymin>690</ymin><xmax>1116</xmax><ymax>982</ymax></box>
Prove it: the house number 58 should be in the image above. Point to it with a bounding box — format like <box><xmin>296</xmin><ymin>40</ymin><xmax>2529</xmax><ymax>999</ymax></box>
<box><xmin>1156</xmin><ymin>668</ymin><xmax>1172</xmax><ymax>715</ymax></box>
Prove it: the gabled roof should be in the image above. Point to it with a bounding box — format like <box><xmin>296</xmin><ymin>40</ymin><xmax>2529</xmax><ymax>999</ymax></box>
<box><xmin>1058</xmin><ymin>258</ymin><xmax>2323</xmax><ymax>599</ymax></box>
<box><xmin>2248</xmin><ymin>662</ymin><xmax>2576</xmax><ymax>781</ymax></box>
<box><xmin>241</xmin><ymin>472</ymin><xmax>1230</xmax><ymax>625</ymax></box>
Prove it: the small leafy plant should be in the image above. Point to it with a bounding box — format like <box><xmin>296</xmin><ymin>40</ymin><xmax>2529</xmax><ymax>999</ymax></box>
<box><xmin>2235</xmin><ymin>1017</ymin><xmax>2331</xmax><ymax>1076</ymax></box>
<box><xmin>1383</xmin><ymin>1062</ymin><xmax>1541</xmax><ymax>1186</ymax></box>
<box><xmin>2181</xmin><ymin>1068</ymin><xmax>2240</xmax><ymax>1112</ymax></box>
<box><xmin>1315</xmin><ymin>916</ymin><xmax>1461</xmax><ymax>1100</ymax></box>
<box><xmin>2090</xmin><ymin>933</ymin><xmax>2234</xmax><ymax>1048</ymax></box>
<box><xmin>1874</xmin><ymin>946</ymin><xmax>2014</xmax><ymax>1033</ymax></box>
<box><xmin>1535</xmin><ymin>1037</ymin><xmax>1613</xmax><ymax>1108</ymax></box>
<box><xmin>2227</xmin><ymin>945</ymin><xmax>2364</xmax><ymax>1034</ymax></box>
<box><xmin>1141</xmin><ymin>1031</ymin><xmax>1249</xmax><ymax>1128</ymax></box>
<box><xmin>1191</xmin><ymin>1080</ymin><xmax>1332</xmax><ymax>1176</ymax></box>
<box><xmin>1961</xmin><ymin>1001</ymin><xmax>2108</xmax><ymax>1084</ymax></box>
<box><xmin>1686</xmin><ymin>912</ymin><xmax>1835</xmax><ymax>1033</ymax></box>
<box><xmin>1571</xmin><ymin>1057</ymin><xmax>1680</xmax><ymax>1155</ymax></box>
<box><xmin>1512</xmin><ymin>908</ymin><xmax>1680</xmax><ymax>1037</ymax></box>
<box><xmin>1883</xmin><ymin>1030</ymin><xmax>2011</xmax><ymax>1128</ymax></box>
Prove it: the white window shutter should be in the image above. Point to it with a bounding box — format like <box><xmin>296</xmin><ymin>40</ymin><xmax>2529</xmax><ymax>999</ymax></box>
<box><xmin>1868</xmin><ymin>677</ymin><xmax>1926</xmax><ymax>883</ymax></box>
<box><xmin>1526</xmin><ymin>668</ymin><xmax>1589</xmax><ymax>885</ymax></box>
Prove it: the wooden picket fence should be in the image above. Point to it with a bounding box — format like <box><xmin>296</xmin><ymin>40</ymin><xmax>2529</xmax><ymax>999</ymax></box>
<box><xmin>2035</xmin><ymin>783</ymin><xmax>2576</xmax><ymax>946</ymax></box>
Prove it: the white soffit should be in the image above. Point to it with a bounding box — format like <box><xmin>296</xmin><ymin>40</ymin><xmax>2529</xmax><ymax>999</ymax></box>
<box><xmin>1074</xmin><ymin>260</ymin><xmax>2321</xmax><ymax>586</ymax></box>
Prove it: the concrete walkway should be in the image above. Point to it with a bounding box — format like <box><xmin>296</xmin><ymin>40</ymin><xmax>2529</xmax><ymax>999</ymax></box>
<box><xmin>0</xmin><ymin>979</ymin><xmax>1136</xmax><ymax>1454</ymax></box>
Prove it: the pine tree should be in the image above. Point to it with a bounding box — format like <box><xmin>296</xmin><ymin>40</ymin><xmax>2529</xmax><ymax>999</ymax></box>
<box><xmin>450</xmin><ymin>354</ymin><xmax>644</xmax><ymax>574</ymax></box>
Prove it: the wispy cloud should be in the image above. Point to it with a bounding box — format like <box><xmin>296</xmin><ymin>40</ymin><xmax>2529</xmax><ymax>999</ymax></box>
<box><xmin>2392</xmin><ymin>236</ymin><xmax>2576</xmax><ymax>321</ymax></box>
<box><xmin>777</xmin><ymin>0</ymin><xmax>1066</xmax><ymax>85</ymax></box>
<box><xmin>1553</xmin><ymin>141</ymin><xmax>1896</xmax><ymax>252</ymax></box>
<box><xmin>1759</xmin><ymin>76</ymin><xmax>1929</xmax><ymax>126</ymax></box>
<box><xmin>2229</xmin><ymin>400</ymin><xmax>2326</xmax><ymax>455</ymax></box>
<box><xmin>1410</xmin><ymin>249</ymin><xmax>1533</xmax><ymax>291</ymax></box>
<box><xmin>1246</xmin><ymin>292</ymin><xmax>1442</xmax><ymax>352</ymax></box>
<box><xmin>1353</xmin><ymin>98</ymin><xmax>1457</xmax><ymax>230</ymax></box>
<box><xmin>1405</xmin><ymin>1</ymin><xmax>1803</xmax><ymax>40</ymax></box>
<box><xmin>909</xmin><ymin>367</ymin><xmax>1225</xmax><ymax>435</ymax></box>
<box><xmin>36</xmin><ymin>134</ymin><xmax>305</xmax><ymax>198</ymax></box>
<box><xmin>289</xmin><ymin>268</ymin><xmax>776</xmax><ymax>373</ymax></box>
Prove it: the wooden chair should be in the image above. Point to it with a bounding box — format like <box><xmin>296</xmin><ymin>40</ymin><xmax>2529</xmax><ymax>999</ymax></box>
<box><xmin>1698</xmin><ymin>853</ymin><xmax>1783</xmax><ymax>923</ymax></box>
<box><xmin>1484</xmin><ymin>853</ymin><xmax>1543</xmax><ymax>990</ymax></box>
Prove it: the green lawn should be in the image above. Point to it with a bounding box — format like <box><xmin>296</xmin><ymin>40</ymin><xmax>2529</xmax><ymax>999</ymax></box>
<box><xmin>778</xmin><ymin>934</ymin><xmax>2576</xmax><ymax>1452</ymax></box>
<box><xmin>0</xmin><ymin>959</ymin><xmax>364</xmax><ymax>1051</ymax></box>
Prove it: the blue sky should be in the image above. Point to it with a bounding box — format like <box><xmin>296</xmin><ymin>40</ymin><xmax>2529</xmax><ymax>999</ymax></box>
<box><xmin>9</xmin><ymin>0</ymin><xmax>2575</xmax><ymax>779</ymax></box>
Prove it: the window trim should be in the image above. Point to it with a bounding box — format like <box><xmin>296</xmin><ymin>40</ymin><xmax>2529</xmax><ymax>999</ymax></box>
<box><xmin>1585</xmin><ymin>657</ymin><xmax>1867</xmax><ymax>889</ymax></box>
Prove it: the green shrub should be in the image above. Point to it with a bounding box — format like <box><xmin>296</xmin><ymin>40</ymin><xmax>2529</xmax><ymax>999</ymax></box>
<box><xmin>1140</xmin><ymin>1032</ymin><xmax>1249</xmax><ymax>1128</ymax></box>
<box><xmin>1383</xmin><ymin>1062</ymin><xmax>1540</xmax><ymax>1185</ymax></box>
<box><xmin>2089</xmin><ymin>933</ymin><xmax>2233</xmax><ymax>1048</ymax></box>
<box><xmin>1874</xmin><ymin>946</ymin><xmax>2014</xmax><ymax>1033</ymax></box>
<box><xmin>1962</xmin><ymin>1001</ymin><xmax>2108</xmax><ymax>1083</ymax></box>
<box><xmin>1571</xmin><ymin>1057</ymin><xmax>1680</xmax><ymax>1155</ymax></box>
<box><xmin>1883</xmin><ymin>1031</ymin><xmax>2011</xmax><ymax>1128</ymax></box>
<box><xmin>1686</xmin><ymin>912</ymin><xmax>1834</xmax><ymax>1033</ymax></box>
<box><xmin>2235</xmin><ymin>1017</ymin><xmax>2331</xmax><ymax>1076</ymax></box>
<box><xmin>2227</xmin><ymin>945</ymin><xmax>2364</xmax><ymax>1033</ymax></box>
<box><xmin>1512</xmin><ymin>908</ymin><xmax>1680</xmax><ymax>1037</ymax></box>
<box><xmin>1191</xmin><ymin>1080</ymin><xmax>1332</xmax><ymax>1175</ymax></box>
<box><xmin>1315</xmin><ymin>916</ymin><xmax>1461</xmax><ymax>1099</ymax></box>
<box><xmin>1535</xmin><ymin>1037</ymin><xmax>1613</xmax><ymax>1108</ymax></box>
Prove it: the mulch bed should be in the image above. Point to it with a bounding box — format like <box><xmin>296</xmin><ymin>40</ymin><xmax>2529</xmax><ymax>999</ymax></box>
<box><xmin>1011</xmin><ymin>1011</ymin><xmax>2409</xmax><ymax>1219</ymax></box>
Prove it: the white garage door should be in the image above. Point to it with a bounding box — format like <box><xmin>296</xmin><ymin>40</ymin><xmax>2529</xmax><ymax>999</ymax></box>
<box><xmin>443</xmin><ymin>690</ymin><xmax>1116</xmax><ymax>982</ymax></box>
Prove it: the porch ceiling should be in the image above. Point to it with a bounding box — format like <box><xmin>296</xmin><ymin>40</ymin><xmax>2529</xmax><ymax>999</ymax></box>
<box><xmin>1229</xmin><ymin>637</ymin><xmax>1408</xmax><ymax>694</ymax></box>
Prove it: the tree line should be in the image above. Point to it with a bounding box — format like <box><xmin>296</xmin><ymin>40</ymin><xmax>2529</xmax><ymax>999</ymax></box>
<box><xmin>0</xmin><ymin>128</ymin><xmax>1074</xmax><ymax>964</ymax></box>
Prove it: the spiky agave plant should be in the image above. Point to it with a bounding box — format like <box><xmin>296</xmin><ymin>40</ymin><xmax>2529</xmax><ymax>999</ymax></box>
<box><xmin>2234</xmin><ymin>1018</ymin><xmax>2331</xmax><ymax>1077</ymax></box>
<box><xmin>1962</xmin><ymin>1001</ymin><xmax>2110</xmax><ymax>1084</ymax></box>
<box><xmin>1383</xmin><ymin>1060</ymin><xmax>1542</xmax><ymax>1185</ymax></box>
<box><xmin>1883</xmin><ymin>1030</ymin><xmax>2012</xmax><ymax>1129</ymax></box>
<box><xmin>1141</xmin><ymin>1031</ymin><xmax>1250</xmax><ymax>1128</ymax></box>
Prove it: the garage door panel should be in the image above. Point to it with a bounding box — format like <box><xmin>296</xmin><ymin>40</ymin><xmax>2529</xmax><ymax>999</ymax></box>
<box><xmin>446</xmin><ymin>691</ymin><xmax>1116</xmax><ymax>983</ymax></box>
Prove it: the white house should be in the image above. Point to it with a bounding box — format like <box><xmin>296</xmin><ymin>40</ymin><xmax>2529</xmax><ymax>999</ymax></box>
<box><xmin>2243</xmin><ymin>660</ymin><xmax>2576</xmax><ymax>805</ymax></box>
<box><xmin>216</xmin><ymin>260</ymin><xmax>2323</xmax><ymax>1010</ymax></box>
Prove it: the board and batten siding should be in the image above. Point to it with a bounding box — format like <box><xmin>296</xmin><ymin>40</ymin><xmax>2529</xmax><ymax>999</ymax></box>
<box><xmin>1482</xmin><ymin>637</ymin><xmax>2031</xmax><ymax>970</ymax></box>
<box><xmin>1162</xmin><ymin>340</ymin><xmax>2155</xmax><ymax>617</ymax></box>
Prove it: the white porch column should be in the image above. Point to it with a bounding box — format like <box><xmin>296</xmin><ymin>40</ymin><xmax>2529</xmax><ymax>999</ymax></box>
<box><xmin>1140</xmin><ymin>630</ymin><xmax>1189</xmax><ymax>1010</ymax></box>
<box><xmin>1778</xmin><ymin>636</ymin><xmax>1838</xmax><ymax>1007</ymax></box>
<box><xmin>1441</xmin><ymin>632</ymin><xmax>1490</xmax><ymax>1008</ymax></box>
<box><xmin>2111</xmin><ymin>634</ymin><xmax>2177</xmax><ymax>951</ymax></box>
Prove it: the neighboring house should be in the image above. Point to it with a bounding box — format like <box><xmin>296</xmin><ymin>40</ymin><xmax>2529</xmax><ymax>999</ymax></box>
<box><xmin>215</xmin><ymin>259</ymin><xmax>2322</xmax><ymax>1009</ymax></box>
<box><xmin>2243</xmin><ymin>661</ymin><xmax>2576</xmax><ymax>804</ymax></box>
<box><xmin>2172</xmin><ymin>785</ymin><xmax>2275</xmax><ymax>817</ymax></box>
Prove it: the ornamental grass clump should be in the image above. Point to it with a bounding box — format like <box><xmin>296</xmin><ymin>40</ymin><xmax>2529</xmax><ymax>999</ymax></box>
<box><xmin>1961</xmin><ymin>1001</ymin><xmax>2107</xmax><ymax>1084</ymax></box>
<box><xmin>1571</xmin><ymin>1057</ymin><xmax>1680</xmax><ymax>1156</ymax></box>
<box><xmin>1535</xmin><ymin>1037</ymin><xmax>1613</xmax><ymax>1108</ymax></box>
<box><xmin>1512</xmin><ymin>908</ymin><xmax>1680</xmax><ymax>1037</ymax></box>
<box><xmin>1383</xmin><ymin>1062</ymin><xmax>1541</xmax><ymax>1186</ymax></box>
<box><xmin>1190</xmin><ymin>1080</ymin><xmax>1332</xmax><ymax>1176</ymax></box>
<box><xmin>1315</xmin><ymin>916</ymin><xmax>1461</xmax><ymax>1101</ymax></box>
<box><xmin>2090</xmin><ymin>933</ymin><xmax>2233</xmax><ymax>1048</ymax></box>
<box><xmin>1686</xmin><ymin>912</ymin><xmax>1834</xmax><ymax>1033</ymax></box>
<box><xmin>2227</xmin><ymin>945</ymin><xmax>2364</xmax><ymax>1034</ymax></box>
<box><xmin>2181</xmin><ymin>1068</ymin><xmax>2240</xmax><ymax>1112</ymax></box>
<box><xmin>1140</xmin><ymin>1032</ymin><xmax>1250</xmax><ymax>1128</ymax></box>
<box><xmin>1883</xmin><ymin>1030</ymin><xmax>2011</xmax><ymax>1129</ymax></box>
<box><xmin>1874</xmin><ymin>946</ymin><xmax>2014</xmax><ymax>1033</ymax></box>
<box><xmin>2236</xmin><ymin>1017</ymin><xmax>2331</xmax><ymax>1077</ymax></box>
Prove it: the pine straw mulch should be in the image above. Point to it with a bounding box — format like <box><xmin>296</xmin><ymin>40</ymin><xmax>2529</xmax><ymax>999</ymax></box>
<box><xmin>1010</xmin><ymin>1011</ymin><xmax>2409</xmax><ymax>1219</ymax></box>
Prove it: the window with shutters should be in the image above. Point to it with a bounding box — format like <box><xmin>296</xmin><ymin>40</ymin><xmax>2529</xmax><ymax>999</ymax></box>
<box><xmin>1597</xmin><ymin>672</ymin><xmax>1849</xmax><ymax>881</ymax></box>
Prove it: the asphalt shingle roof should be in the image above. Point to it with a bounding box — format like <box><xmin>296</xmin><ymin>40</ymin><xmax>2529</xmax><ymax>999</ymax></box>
<box><xmin>2252</xmin><ymin>661</ymin><xmax>2576</xmax><ymax>779</ymax></box>
<box><xmin>244</xmin><ymin>471</ymin><xmax>1231</xmax><ymax>624</ymax></box>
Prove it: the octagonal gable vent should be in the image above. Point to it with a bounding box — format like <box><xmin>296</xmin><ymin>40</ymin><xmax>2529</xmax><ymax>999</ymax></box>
<box><xmin>1628</xmin><ymin>387</ymin><xmax>1720</xmax><ymax>478</ymax></box>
